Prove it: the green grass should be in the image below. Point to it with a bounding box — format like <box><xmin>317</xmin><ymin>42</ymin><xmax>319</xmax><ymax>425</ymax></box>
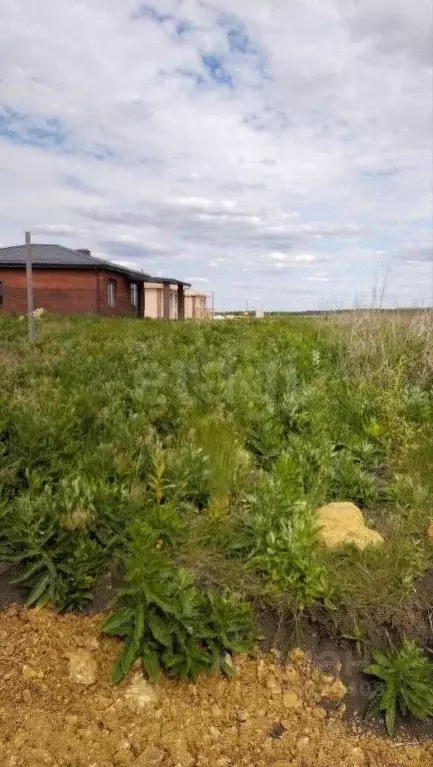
<box><xmin>1</xmin><ymin>312</ymin><xmax>432</xmax><ymax>676</ymax></box>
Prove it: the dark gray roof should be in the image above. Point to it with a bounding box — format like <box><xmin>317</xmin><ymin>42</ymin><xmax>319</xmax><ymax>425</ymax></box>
<box><xmin>0</xmin><ymin>243</ymin><xmax>99</xmax><ymax>267</ymax></box>
<box><xmin>0</xmin><ymin>244</ymin><xmax>189</xmax><ymax>286</ymax></box>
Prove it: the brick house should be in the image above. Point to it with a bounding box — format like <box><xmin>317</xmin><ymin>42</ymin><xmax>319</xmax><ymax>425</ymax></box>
<box><xmin>0</xmin><ymin>244</ymin><xmax>189</xmax><ymax>319</ymax></box>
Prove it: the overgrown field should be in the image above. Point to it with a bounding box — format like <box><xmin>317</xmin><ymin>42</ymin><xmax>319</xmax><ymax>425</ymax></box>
<box><xmin>1</xmin><ymin>313</ymin><xmax>432</xmax><ymax>730</ymax></box>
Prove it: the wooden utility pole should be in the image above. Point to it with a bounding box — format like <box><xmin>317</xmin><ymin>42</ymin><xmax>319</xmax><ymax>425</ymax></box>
<box><xmin>25</xmin><ymin>231</ymin><xmax>35</xmax><ymax>342</ymax></box>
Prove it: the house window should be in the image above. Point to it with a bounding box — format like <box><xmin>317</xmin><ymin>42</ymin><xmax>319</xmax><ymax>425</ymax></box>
<box><xmin>130</xmin><ymin>283</ymin><xmax>139</xmax><ymax>313</ymax></box>
<box><xmin>0</xmin><ymin>281</ymin><xmax>3</xmax><ymax>308</ymax></box>
<box><xmin>108</xmin><ymin>279</ymin><xmax>116</xmax><ymax>308</ymax></box>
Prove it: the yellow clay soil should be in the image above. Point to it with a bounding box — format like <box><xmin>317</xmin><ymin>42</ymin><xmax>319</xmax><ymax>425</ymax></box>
<box><xmin>0</xmin><ymin>607</ymin><xmax>431</xmax><ymax>767</ymax></box>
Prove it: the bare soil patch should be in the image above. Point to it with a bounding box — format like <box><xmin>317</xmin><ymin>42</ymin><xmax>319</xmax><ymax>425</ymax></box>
<box><xmin>1</xmin><ymin>608</ymin><xmax>432</xmax><ymax>767</ymax></box>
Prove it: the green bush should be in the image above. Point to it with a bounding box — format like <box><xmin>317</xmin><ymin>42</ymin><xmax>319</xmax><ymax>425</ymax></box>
<box><xmin>234</xmin><ymin>467</ymin><xmax>334</xmax><ymax>611</ymax></box>
<box><xmin>0</xmin><ymin>475</ymin><xmax>133</xmax><ymax>610</ymax></box>
<box><xmin>102</xmin><ymin>523</ymin><xmax>256</xmax><ymax>683</ymax></box>
<box><xmin>365</xmin><ymin>640</ymin><xmax>433</xmax><ymax>735</ymax></box>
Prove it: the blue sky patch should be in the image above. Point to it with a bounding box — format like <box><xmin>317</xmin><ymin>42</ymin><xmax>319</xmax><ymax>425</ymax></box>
<box><xmin>131</xmin><ymin>4</ymin><xmax>172</xmax><ymax>24</ymax></box>
<box><xmin>0</xmin><ymin>106</ymin><xmax>116</xmax><ymax>162</ymax></box>
<box><xmin>201</xmin><ymin>54</ymin><xmax>233</xmax><ymax>87</ymax></box>
<box><xmin>217</xmin><ymin>12</ymin><xmax>270</xmax><ymax>81</ymax></box>
<box><xmin>218</xmin><ymin>14</ymin><xmax>253</xmax><ymax>55</ymax></box>
<box><xmin>131</xmin><ymin>3</ymin><xmax>194</xmax><ymax>37</ymax></box>
<box><xmin>175</xmin><ymin>19</ymin><xmax>195</xmax><ymax>36</ymax></box>
<box><xmin>0</xmin><ymin>107</ymin><xmax>68</xmax><ymax>149</ymax></box>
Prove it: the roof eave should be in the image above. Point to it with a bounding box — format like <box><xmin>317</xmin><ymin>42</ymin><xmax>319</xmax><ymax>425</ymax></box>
<box><xmin>0</xmin><ymin>261</ymin><xmax>152</xmax><ymax>281</ymax></box>
<box><xmin>0</xmin><ymin>260</ymin><xmax>190</xmax><ymax>286</ymax></box>
<box><xmin>147</xmin><ymin>276</ymin><xmax>191</xmax><ymax>287</ymax></box>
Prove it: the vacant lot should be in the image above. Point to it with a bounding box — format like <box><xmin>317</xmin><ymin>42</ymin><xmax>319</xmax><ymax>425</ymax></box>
<box><xmin>1</xmin><ymin>312</ymin><xmax>432</xmax><ymax>747</ymax></box>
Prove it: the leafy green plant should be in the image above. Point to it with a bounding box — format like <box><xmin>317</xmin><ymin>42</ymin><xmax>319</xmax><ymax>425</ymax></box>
<box><xmin>102</xmin><ymin>523</ymin><xmax>256</xmax><ymax>683</ymax></box>
<box><xmin>1</xmin><ymin>478</ymin><xmax>114</xmax><ymax>610</ymax></box>
<box><xmin>146</xmin><ymin>436</ymin><xmax>211</xmax><ymax>509</ymax></box>
<box><xmin>237</xmin><ymin>470</ymin><xmax>335</xmax><ymax>612</ymax></box>
<box><xmin>365</xmin><ymin>640</ymin><xmax>433</xmax><ymax>735</ymax></box>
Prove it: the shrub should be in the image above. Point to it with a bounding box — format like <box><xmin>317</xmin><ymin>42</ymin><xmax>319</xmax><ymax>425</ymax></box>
<box><xmin>102</xmin><ymin>523</ymin><xmax>256</xmax><ymax>683</ymax></box>
<box><xmin>1</xmin><ymin>476</ymin><xmax>128</xmax><ymax>610</ymax></box>
<box><xmin>236</xmin><ymin>468</ymin><xmax>334</xmax><ymax>611</ymax></box>
<box><xmin>365</xmin><ymin>640</ymin><xmax>433</xmax><ymax>735</ymax></box>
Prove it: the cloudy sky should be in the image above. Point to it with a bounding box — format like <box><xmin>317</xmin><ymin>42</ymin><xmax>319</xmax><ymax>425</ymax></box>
<box><xmin>0</xmin><ymin>0</ymin><xmax>431</xmax><ymax>311</ymax></box>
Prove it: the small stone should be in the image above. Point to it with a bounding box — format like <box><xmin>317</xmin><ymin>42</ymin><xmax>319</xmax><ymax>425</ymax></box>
<box><xmin>22</xmin><ymin>688</ymin><xmax>32</xmax><ymax>704</ymax></box>
<box><xmin>68</xmin><ymin>650</ymin><xmax>98</xmax><ymax>686</ymax></box>
<box><xmin>209</xmin><ymin>725</ymin><xmax>220</xmax><ymax>739</ymax></box>
<box><xmin>236</xmin><ymin>709</ymin><xmax>249</xmax><ymax>722</ymax></box>
<box><xmin>211</xmin><ymin>703</ymin><xmax>223</xmax><ymax>718</ymax></box>
<box><xmin>22</xmin><ymin>665</ymin><xmax>38</xmax><ymax>680</ymax></box>
<box><xmin>75</xmin><ymin>635</ymin><xmax>100</xmax><ymax>651</ymax></box>
<box><xmin>312</xmin><ymin>706</ymin><xmax>326</xmax><ymax>720</ymax></box>
<box><xmin>297</xmin><ymin>736</ymin><xmax>310</xmax><ymax>750</ymax></box>
<box><xmin>290</xmin><ymin>648</ymin><xmax>305</xmax><ymax>664</ymax></box>
<box><xmin>257</xmin><ymin>659</ymin><xmax>266</xmax><ymax>681</ymax></box>
<box><xmin>350</xmin><ymin>747</ymin><xmax>365</xmax><ymax>765</ymax></box>
<box><xmin>283</xmin><ymin>692</ymin><xmax>299</xmax><ymax>709</ymax></box>
<box><xmin>97</xmin><ymin>695</ymin><xmax>113</xmax><ymax>710</ymax></box>
<box><xmin>165</xmin><ymin>733</ymin><xmax>194</xmax><ymax>766</ymax></box>
<box><xmin>113</xmin><ymin>752</ymin><xmax>131</xmax><ymax>766</ymax></box>
<box><xmin>266</xmin><ymin>677</ymin><xmax>282</xmax><ymax>695</ymax></box>
<box><xmin>324</xmin><ymin>679</ymin><xmax>347</xmax><ymax>703</ymax></box>
<box><xmin>284</xmin><ymin>665</ymin><xmax>297</xmax><ymax>683</ymax></box>
<box><xmin>124</xmin><ymin>673</ymin><xmax>160</xmax><ymax>711</ymax></box>
<box><xmin>118</xmin><ymin>739</ymin><xmax>131</xmax><ymax>751</ymax></box>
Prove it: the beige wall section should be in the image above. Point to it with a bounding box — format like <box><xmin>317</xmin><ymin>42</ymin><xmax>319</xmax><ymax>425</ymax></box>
<box><xmin>144</xmin><ymin>283</ymin><xmax>178</xmax><ymax>319</ymax></box>
<box><xmin>144</xmin><ymin>284</ymin><xmax>210</xmax><ymax>319</ymax></box>
<box><xmin>185</xmin><ymin>290</ymin><xmax>210</xmax><ymax>319</ymax></box>
<box><xmin>144</xmin><ymin>285</ymin><xmax>159</xmax><ymax>318</ymax></box>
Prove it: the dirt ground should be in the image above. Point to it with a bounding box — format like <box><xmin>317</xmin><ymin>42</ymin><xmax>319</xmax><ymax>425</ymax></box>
<box><xmin>0</xmin><ymin>607</ymin><xmax>432</xmax><ymax>767</ymax></box>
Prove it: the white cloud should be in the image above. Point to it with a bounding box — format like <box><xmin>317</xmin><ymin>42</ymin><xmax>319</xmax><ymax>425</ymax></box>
<box><xmin>0</xmin><ymin>0</ymin><xmax>431</xmax><ymax>309</ymax></box>
<box><xmin>33</xmin><ymin>223</ymin><xmax>78</xmax><ymax>237</ymax></box>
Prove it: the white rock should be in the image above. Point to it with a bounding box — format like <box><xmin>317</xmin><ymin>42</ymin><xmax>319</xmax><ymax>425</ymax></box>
<box><xmin>350</xmin><ymin>747</ymin><xmax>365</xmax><ymax>765</ymax></box>
<box><xmin>297</xmin><ymin>736</ymin><xmax>310</xmax><ymax>750</ymax></box>
<box><xmin>68</xmin><ymin>650</ymin><xmax>98</xmax><ymax>686</ymax></box>
<box><xmin>124</xmin><ymin>673</ymin><xmax>160</xmax><ymax>711</ymax></box>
